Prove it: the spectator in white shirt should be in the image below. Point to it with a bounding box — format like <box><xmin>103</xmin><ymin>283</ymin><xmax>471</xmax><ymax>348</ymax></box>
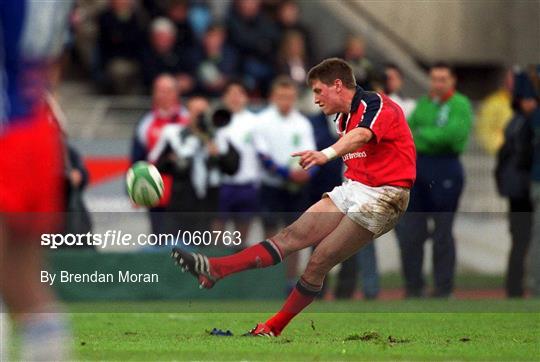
<box><xmin>257</xmin><ymin>76</ymin><xmax>317</xmax><ymax>292</ymax></box>
<box><xmin>214</xmin><ymin>80</ymin><xmax>262</xmax><ymax>247</ymax></box>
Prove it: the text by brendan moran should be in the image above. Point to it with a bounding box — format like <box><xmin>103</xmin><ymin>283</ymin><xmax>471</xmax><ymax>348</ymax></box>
<box><xmin>40</xmin><ymin>270</ymin><xmax>159</xmax><ymax>286</ymax></box>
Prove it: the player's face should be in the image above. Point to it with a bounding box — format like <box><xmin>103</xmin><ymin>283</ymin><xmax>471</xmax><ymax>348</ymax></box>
<box><xmin>311</xmin><ymin>79</ymin><xmax>341</xmax><ymax>115</ymax></box>
<box><xmin>430</xmin><ymin>68</ymin><xmax>455</xmax><ymax>97</ymax></box>
<box><xmin>272</xmin><ymin>86</ymin><xmax>297</xmax><ymax>115</ymax></box>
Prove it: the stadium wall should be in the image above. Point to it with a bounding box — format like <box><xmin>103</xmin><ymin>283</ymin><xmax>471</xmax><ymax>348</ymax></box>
<box><xmin>345</xmin><ymin>0</ymin><xmax>540</xmax><ymax>65</ymax></box>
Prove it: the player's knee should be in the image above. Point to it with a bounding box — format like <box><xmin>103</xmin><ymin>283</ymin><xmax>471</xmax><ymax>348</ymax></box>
<box><xmin>272</xmin><ymin>225</ymin><xmax>303</xmax><ymax>255</ymax></box>
<box><xmin>304</xmin><ymin>253</ymin><xmax>332</xmax><ymax>279</ymax></box>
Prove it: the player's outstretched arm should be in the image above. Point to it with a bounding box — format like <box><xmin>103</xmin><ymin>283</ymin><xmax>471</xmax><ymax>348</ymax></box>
<box><xmin>292</xmin><ymin>127</ymin><xmax>373</xmax><ymax>170</ymax></box>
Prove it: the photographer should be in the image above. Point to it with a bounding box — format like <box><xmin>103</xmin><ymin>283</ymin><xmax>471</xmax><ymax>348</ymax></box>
<box><xmin>148</xmin><ymin>97</ymin><xmax>239</xmax><ymax>240</ymax></box>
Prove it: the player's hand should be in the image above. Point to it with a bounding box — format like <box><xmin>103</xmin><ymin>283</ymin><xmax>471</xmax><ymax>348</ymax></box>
<box><xmin>289</xmin><ymin>169</ymin><xmax>310</xmax><ymax>184</ymax></box>
<box><xmin>69</xmin><ymin>169</ymin><xmax>83</xmax><ymax>188</ymax></box>
<box><xmin>291</xmin><ymin>150</ymin><xmax>328</xmax><ymax>170</ymax></box>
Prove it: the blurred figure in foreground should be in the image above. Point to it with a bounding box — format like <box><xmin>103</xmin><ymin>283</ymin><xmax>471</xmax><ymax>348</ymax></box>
<box><xmin>396</xmin><ymin>63</ymin><xmax>473</xmax><ymax>298</ymax></box>
<box><xmin>476</xmin><ymin>68</ymin><xmax>514</xmax><ymax>155</ymax></box>
<box><xmin>495</xmin><ymin>69</ymin><xmax>535</xmax><ymax>298</ymax></box>
<box><xmin>0</xmin><ymin>1</ymin><xmax>73</xmax><ymax>359</ymax></box>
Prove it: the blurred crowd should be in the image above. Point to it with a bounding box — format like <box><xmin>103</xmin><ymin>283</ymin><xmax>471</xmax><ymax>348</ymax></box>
<box><xmin>62</xmin><ymin>0</ymin><xmax>540</xmax><ymax>299</ymax></box>
<box><xmin>71</xmin><ymin>0</ymin><xmax>304</xmax><ymax>97</ymax></box>
<box><xmin>69</xmin><ymin>0</ymin><xmax>385</xmax><ymax>99</ymax></box>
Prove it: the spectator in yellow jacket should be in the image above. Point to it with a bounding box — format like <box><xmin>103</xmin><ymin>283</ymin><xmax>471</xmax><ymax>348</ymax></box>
<box><xmin>475</xmin><ymin>69</ymin><xmax>514</xmax><ymax>154</ymax></box>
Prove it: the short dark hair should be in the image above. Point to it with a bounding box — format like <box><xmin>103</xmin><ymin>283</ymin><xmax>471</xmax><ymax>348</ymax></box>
<box><xmin>224</xmin><ymin>78</ymin><xmax>247</xmax><ymax>94</ymax></box>
<box><xmin>385</xmin><ymin>63</ymin><xmax>402</xmax><ymax>76</ymax></box>
<box><xmin>431</xmin><ymin>62</ymin><xmax>455</xmax><ymax>76</ymax></box>
<box><xmin>271</xmin><ymin>75</ymin><xmax>298</xmax><ymax>93</ymax></box>
<box><xmin>205</xmin><ymin>22</ymin><xmax>225</xmax><ymax>34</ymax></box>
<box><xmin>307</xmin><ymin>58</ymin><xmax>356</xmax><ymax>89</ymax></box>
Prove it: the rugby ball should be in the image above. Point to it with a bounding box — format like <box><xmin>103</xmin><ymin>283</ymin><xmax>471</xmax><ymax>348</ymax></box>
<box><xmin>126</xmin><ymin>161</ymin><xmax>164</xmax><ymax>207</ymax></box>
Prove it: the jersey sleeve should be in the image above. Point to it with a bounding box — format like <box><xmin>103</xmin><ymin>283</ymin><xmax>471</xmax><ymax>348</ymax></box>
<box><xmin>357</xmin><ymin>92</ymin><xmax>390</xmax><ymax>143</ymax></box>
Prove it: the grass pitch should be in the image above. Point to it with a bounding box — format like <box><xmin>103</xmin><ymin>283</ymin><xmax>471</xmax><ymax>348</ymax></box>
<box><xmin>69</xmin><ymin>300</ymin><xmax>539</xmax><ymax>361</ymax></box>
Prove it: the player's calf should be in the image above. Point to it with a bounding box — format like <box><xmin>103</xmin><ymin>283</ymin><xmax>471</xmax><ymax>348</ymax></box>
<box><xmin>171</xmin><ymin>239</ymin><xmax>283</xmax><ymax>288</ymax></box>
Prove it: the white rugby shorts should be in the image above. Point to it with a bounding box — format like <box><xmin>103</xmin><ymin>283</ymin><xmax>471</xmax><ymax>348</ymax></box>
<box><xmin>324</xmin><ymin>179</ymin><xmax>410</xmax><ymax>238</ymax></box>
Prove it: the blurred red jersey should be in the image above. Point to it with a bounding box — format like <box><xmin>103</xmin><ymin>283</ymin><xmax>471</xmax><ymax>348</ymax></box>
<box><xmin>0</xmin><ymin>1</ymin><xmax>71</xmax><ymax>237</ymax></box>
<box><xmin>336</xmin><ymin>87</ymin><xmax>416</xmax><ymax>188</ymax></box>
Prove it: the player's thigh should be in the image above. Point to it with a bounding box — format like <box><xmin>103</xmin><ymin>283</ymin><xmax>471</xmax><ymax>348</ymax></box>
<box><xmin>272</xmin><ymin>197</ymin><xmax>344</xmax><ymax>255</ymax></box>
<box><xmin>304</xmin><ymin>215</ymin><xmax>374</xmax><ymax>279</ymax></box>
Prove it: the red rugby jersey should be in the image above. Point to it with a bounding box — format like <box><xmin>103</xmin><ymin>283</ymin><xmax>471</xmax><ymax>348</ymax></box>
<box><xmin>336</xmin><ymin>87</ymin><xmax>416</xmax><ymax>188</ymax></box>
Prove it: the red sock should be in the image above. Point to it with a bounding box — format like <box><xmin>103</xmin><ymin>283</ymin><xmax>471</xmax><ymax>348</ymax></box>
<box><xmin>265</xmin><ymin>277</ymin><xmax>322</xmax><ymax>335</ymax></box>
<box><xmin>209</xmin><ymin>239</ymin><xmax>282</xmax><ymax>278</ymax></box>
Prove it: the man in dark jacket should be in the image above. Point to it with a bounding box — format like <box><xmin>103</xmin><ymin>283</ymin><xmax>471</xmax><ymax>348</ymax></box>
<box><xmin>523</xmin><ymin>65</ymin><xmax>540</xmax><ymax>297</ymax></box>
<box><xmin>227</xmin><ymin>0</ymin><xmax>279</xmax><ymax>95</ymax></box>
<box><xmin>496</xmin><ymin>70</ymin><xmax>534</xmax><ymax>297</ymax></box>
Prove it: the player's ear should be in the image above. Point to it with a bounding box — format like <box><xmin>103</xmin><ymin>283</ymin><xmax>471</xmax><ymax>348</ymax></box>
<box><xmin>334</xmin><ymin>79</ymin><xmax>343</xmax><ymax>92</ymax></box>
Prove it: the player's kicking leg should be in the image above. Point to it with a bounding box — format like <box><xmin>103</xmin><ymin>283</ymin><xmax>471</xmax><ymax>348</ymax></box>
<box><xmin>171</xmin><ymin>197</ymin><xmax>344</xmax><ymax>288</ymax></box>
<box><xmin>248</xmin><ymin>216</ymin><xmax>374</xmax><ymax>336</ymax></box>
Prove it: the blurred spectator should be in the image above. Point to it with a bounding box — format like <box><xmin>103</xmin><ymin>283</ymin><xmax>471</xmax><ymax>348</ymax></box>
<box><xmin>396</xmin><ymin>63</ymin><xmax>473</xmax><ymax>298</ymax></box>
<box><xmin>185</xmin><ymin>96</ymin><xmax>227</xmax><ymax>217</ymax></box>
<box><xmin>214</xmin><ymin>80</ymin><xmax>262</xmax><ymax>247</ymax></box>
<box><xmin>495</xmin><ymin>69</ymin><xmax>535</xmax><ymax>298</ymax></box>
<box><xmin>476</xmin><ymin>69</ymin><xmax>515</xmax><ymax>155</ymax></box>
<box><xmin>63</xmin><ymin>144</ymin><xmax>94</xmax><ymax>249</ymax></box>
<box><xmin>131</xmin><ymin>74</ymin><xmax>190</xmax><ymax>234</ymax></box>
<box><xmin>167</xmin><ymin>0</ymin><xmax>196</xmax><ymax>49</ymax></box>
<box><xmin>227</xmin><ymin>0</ymin><xmax>279</xmax><ymax>96</ymax></box>
<box><xmin>188</xmin><ymin>0</ymin><xmax>213</xmax><ymax>40</ymax></box>
<box><xmin>69</xmin><ymin>1</ymin><xmax>108</xmax><ymax>75</ymax></box>
<box><xmin>142</xmin><ymin>17</ymin><xmax>195</xmax><ymax>93</ymax></box>
<box><xmin>141</xmin><ymin>0</ymin><xmax>168</xmax><ymax>18</ymax></box>
<box><xmin>190</xmin><ymin>24</ymin><xmax>239</xmax><ymax>97</ymax></box>
<box><xmin>96</xmin><ymin>0</ymin><xmax>145</xmax><ymax>93</ymax></box>
<box><xmin>257</xmin><ymin>76</ymin><xmax>316</xmax><ymax>292</ymax></box>
<box><xmin>275</xmin><ymin>0</ymin><xmax>313</xmax><ymax>63</ymax></box>
<box><xmin>45</xmin><ymin>93</ymin><xmax>94</xmax><ymax>249</ymax></box>
<box><xmin>276</xmin><ymin>31</ymin><xmax>309</xmax><ymax>88</ymax></box>
<box><xmin>384</xmin><ymin>64</ymin><xmax>416</xmax><ymax>118</ymax></box>
<box><xmin>340</xmin><ymin>35</ymin><xmax>377</xmax><ymax>90</ymax></box>
<box><xmin>147</xmin><ymin>103</ymin><xmax>209</xmax><ymax>237</ymax></box>
<box><xmin>523</xmin><ymin>65</ymin><xmax>540</xmax><ymax>297</ymax></box>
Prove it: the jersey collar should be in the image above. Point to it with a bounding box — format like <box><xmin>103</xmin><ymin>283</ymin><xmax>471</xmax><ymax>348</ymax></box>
<box><xmin>430</xmin><ymin>89</ymin><xmax>455</xmax><ymax>103</ymax></box>
<box><xmin>350</xmin><ymin>85</ymin><xmax>365</xmax><ymax>113</ymax></box>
